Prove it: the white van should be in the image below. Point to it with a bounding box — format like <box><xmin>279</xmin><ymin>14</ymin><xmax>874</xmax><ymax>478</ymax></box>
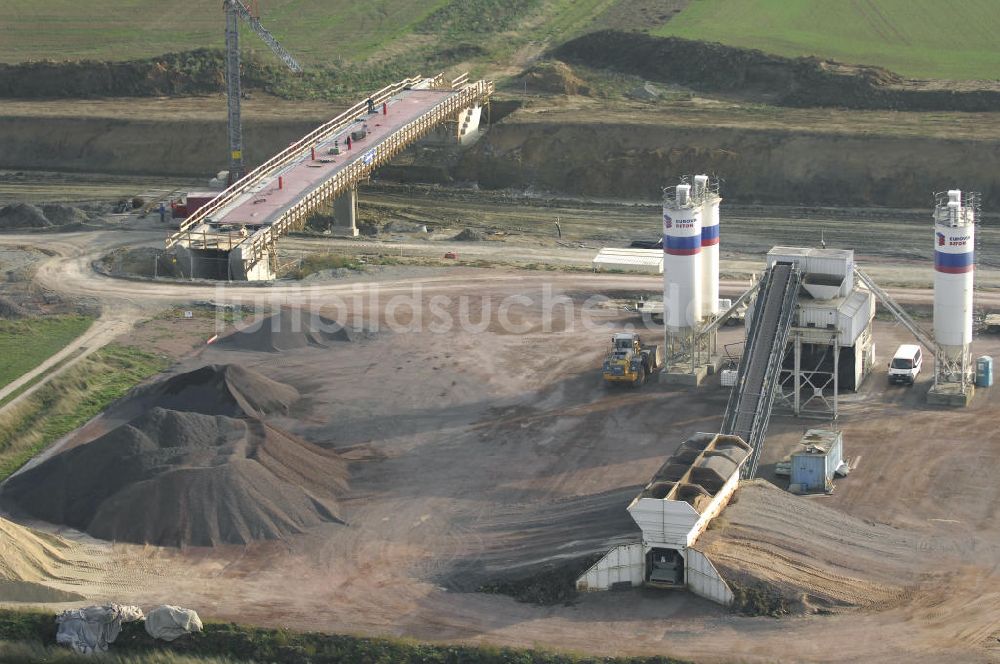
<box><xmin>888</xmin><ymin>344</ymin><xmax>922</xmax><ymax>385</ymax></box>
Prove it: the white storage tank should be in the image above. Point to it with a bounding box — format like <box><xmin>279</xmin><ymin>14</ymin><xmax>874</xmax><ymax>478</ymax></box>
<box><xmin>663</xmin><ymin>183</ymin><xmax>703</xmax><ymax>332</ymax></box>
<box><xmin>933</xmin><ymin>190</ymin><xmax>975</xmax><ymax>357</ymax></box>
<box><xmin>695</xmin><ymin>174</ymin><xmax>721</xmax><ymax>319</ymax></box>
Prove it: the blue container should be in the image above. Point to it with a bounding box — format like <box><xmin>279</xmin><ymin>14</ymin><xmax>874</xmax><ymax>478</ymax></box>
<box><xmin>790</xmin><ymin>430</ymin><xmax>844</xmax><ymax>492</ymax></box>
<box><xmin>976</xmin><ymin>356</ymin><xmax>993</xmax><ymax>388</ymax></box>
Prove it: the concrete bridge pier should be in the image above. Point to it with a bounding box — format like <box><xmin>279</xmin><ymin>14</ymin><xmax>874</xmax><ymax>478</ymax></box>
<box><xmin>229</xmin><ymin>244</ymin><xmax>275</xmax><ymax>281</ymax></box>
<box><xmin>333</xmin><ymin>185</ymin><xmax>358</xmax><ymax>237</ymax></box>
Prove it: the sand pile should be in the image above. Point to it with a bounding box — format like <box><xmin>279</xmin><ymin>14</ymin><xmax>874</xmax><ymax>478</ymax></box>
<box><xmin>219</xmin><ymin>309</ymin><xmax>375</xmax><ymax>352</ymax></box>
<box><xmin>698</xmin><ymin>480</ymin><xmax>921</xmax><ymax>612</ymax></box>
<box><xmin>0</xmin><ymin>517</ymin><xmax>86</xmax><ymax>602</ymax></box>
<box><xmin>116</xmin><ymin>364</ymin><xmax>299</xmax><ymax>421</ymax></box>
<box><xmin>1</xmin><ymin>408</ymin><xmax>348</xmax><ymax>547</ymax></box>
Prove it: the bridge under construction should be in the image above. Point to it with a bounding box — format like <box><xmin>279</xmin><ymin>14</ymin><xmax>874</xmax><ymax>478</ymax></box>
<box><xmin>165</xmin><ymin>74</ymin><xmax>493</xmax><ymax>280</ymax></box>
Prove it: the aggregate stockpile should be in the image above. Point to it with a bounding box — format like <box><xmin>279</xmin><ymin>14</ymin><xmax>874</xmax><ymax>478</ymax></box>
<box><xmin>0</xmin><ymin>516</ymin><xmax>87</xmax><ymax>602</ymax></box>
<box><xmin>217</xmin><ymin>307</ymin><xmax>378</xmax><ymax>353</ymax></box>
<box><xmin>1</xmin><ymin>365</ymin><xmax>348</xmax><ymax>547</ymax></box>
<box><xmin>113</xmin><ymin>363</ymin><xmax>299</xmax><ymax>420</ymax></box>
<box><xmin>698</xmin><ymin>481</ymin><xmax>920</xmax><ymax>612</ymax></box>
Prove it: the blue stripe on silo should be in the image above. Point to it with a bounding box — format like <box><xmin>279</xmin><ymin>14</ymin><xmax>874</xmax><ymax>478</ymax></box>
<box><xmin>701</xmin><ymin>225</ymin><xmax>719</xmax><ymax>246</ymax></box>
<box><xmin>935</xmin><ymin>250</ymin><xmax>974</xmax><ymax>273</ymax></box>
<box><xmin>665</xmin><ymin>235</ymin><xmax>701</xmax><ymax>256</ymax></box>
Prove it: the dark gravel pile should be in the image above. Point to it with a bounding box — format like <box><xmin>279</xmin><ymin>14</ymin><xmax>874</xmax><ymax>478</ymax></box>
<box><xmin>218</xmin><ymin>309</ymin><xmax>375</xmax><ymax>352</ymax></box>
<box><xmin>1</xmin><ymin>408</ymin><xmax>348</xmax><ymax>547</ymax></box>
<box><xmin>115</xmin><ymin>363</ymin><xmax>300</xmax><ymax>421</ymax></box>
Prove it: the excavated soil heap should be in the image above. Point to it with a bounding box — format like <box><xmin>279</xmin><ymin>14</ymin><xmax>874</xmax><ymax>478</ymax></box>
<box><xmin>1</xmin><ymin>408</ymin><xmax>348</xmax><ymax>547</ymax></box>
<box><xmin>116</xmin><ymin>363</ymin><xmax>299</xmax><ymax>420</ymax></box>
<box><xmin>0</xmin><ymin>202</ymin><xmax>91</xmax><ymax>230</ymax></box>
<box><xmin>0</xmin><ymin>203</ymin><xmax>52</xmax><ymax>229</ymax></box>
<box><xmin>518</xmin><ymin>60</ymin><xmax>591</xmax><ymax>96</ymax></box>
<box><xmin>0</xmin><ymin>517</ymin><xmax>85</xmax><ymax>602</ymax></box>
<box><xmin>219</xmin><ymin>308</ymin><xmax>374</xmax><ymax>352</ymax></box>
<box><xmin>698</xmin><ymin>480</ymin><xmax>922</xmax><ymax>612</ymax></box>
<box><xmin>0</xmin><ymin>296</ymin><xmax>30</xmax><ymax>319</ymax></box>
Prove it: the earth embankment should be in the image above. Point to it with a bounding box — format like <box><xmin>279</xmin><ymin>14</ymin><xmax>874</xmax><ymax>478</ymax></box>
<box><xmin>554</xmin><ymin>31</ymin><xmax>1000</xmax><ymax>112</ymax></box>
<box><xmin>0</xmin><ymin>96</ymin><xmax>998</xmax><ymax>209</ymax></box>
<box><xmin>0</xmin><ymin>113</ymin><xmax>318</xmax><ymax>178</ymax></box>
<box><xmin>459</xmin><ymin>115</ymin><xmax>1000</xmax><ymax>209</ymax></box>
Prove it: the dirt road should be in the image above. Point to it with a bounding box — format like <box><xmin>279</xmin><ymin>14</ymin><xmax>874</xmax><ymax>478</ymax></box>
<box><xmin>0</xmin><ymin>314</ymin><xmax>132</xmax><ymax>415</ymax></box>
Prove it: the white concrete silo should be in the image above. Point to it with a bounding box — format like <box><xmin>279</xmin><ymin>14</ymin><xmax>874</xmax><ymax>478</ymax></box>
<box><xmin>693</xmin><ymin>174</ymin><xmax>721</xmax><ymax>318</ymax></box>
<box><xmin>663</xmin><ymin>183</ymin><xmax>704</xmax><ymax>333</ymax></box>
<box><xmin>933</xmin><ymin>189</ymin><xmax>975</xmax><ymax>386</ymax></box>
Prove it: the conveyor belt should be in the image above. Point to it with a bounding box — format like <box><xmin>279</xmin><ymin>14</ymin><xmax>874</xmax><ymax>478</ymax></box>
<box><xmin>721</xmin><ymin>261</ymin><xmax>800</xmax><ymax>478</ymax></box>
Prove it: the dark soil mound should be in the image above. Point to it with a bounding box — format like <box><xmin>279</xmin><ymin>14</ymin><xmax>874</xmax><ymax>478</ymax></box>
<box><xmin>39</xmin><ymin>204</ymin><xmax>89</xmax><ymax>225</ymax></box>
<box><xmin>219</xmin><ymin>309</ymin><xmax>375</xmax><ymax>353</ymax></box>
<box><xmin>1</xmin><ymin>408</ymin><xmax>348</xmax><ymax>547</ymax></box>
<box><xmin>0</xmin><ymin>203</ymin><xmax>51</xmax><ymax>229</ymax></box>
<box><xmin>0</xmin><ymin>202</ymin><xmax>91</xmax><ymax>230</ymax></box>
<box><xmin>453</xmin><ymin>228</ymin><xmax>486</xmax><ymax>241</ymax></box>
<box><xmin>97</xmin><ymin>247</ymin><xmax>184</xmax><ymax>278</ymax></box>
<box><xmin>121</xmin><ymin>364</ymin><xmax>299</xmax><ymax>420</ymax></box>
<box><xmin>554</xmin><ymin>31</ymin><xmax>1000</xmax><ymax>112</ymax></box>
<box><xmin>0</xmin><ymin>296</ymin><xmax>30</xmax><ymax>319</ymax></box>
<box><xmin>0</xmin><ymin>49</ymin><xmax>254</xmax><ymax>99</ymax></box>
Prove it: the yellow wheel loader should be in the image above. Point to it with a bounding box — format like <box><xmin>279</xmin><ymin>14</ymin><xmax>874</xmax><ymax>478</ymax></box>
<box><xmin>602</xmin><ymin>333</ymin><xmax>664</xmax><ymax>387</ymax></box>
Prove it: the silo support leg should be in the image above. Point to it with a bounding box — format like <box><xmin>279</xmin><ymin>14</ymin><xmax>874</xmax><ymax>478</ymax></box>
<box><xmin>793</xmin><ymin>334</ymin><xmax>801</xmax><ymax>416</ymax></box>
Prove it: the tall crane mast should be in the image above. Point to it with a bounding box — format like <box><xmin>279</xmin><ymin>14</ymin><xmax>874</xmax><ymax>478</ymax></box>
<box><xmin>224</xmin><ymin>0</ymin><xmax>302</xmax><ymax>183</ymax></box>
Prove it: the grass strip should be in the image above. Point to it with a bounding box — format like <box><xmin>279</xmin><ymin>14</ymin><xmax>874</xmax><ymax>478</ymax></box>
<box><xmin>0</xmin><ymin>315</ymin><xmax>94</xmax><ymax>391</ymax></box>
<box><xmin>0</xmin><ymin>608</ymin><xmax>691</xmax><ymax>664</ymax></box>
<box><xmin>0</xmin><ymin>343</ymin><xmax>169</xmax><ymax>481</ymax></box>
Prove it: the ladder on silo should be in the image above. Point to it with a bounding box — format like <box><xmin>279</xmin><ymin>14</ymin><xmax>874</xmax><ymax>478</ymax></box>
<box><xmin>721</xmin><ymin>261</ymin><xmax>800</xmax><ymax>479</ymax></box>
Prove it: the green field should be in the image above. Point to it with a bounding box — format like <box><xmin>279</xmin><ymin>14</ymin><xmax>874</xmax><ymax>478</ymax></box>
<box><xmin>0</xmin><ymin>315</ymin><xmax>93</xmax><ymax>391</ymax></box>
<box><xmin>654</xmin><ymin>0</ymin><xmax>1000</xmax><ymax>80</ymax></box>
<box><xmin>0</xmin><ymin>0</ymin><xmax>618</xmax><ymax>69</ymax></box>
<box><xmin>2</xmin><ymin>0</ymin><xmax>447</xmax><ymax>64</ymax></box>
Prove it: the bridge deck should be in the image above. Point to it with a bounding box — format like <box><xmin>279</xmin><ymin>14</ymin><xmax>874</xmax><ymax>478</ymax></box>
<box><xmin>165</xmin><ymin>74</ymin><xmax>493</xmax><ymax>277</ymax></box>
<box><xmin>196</xmin><ymin>88</ymin><xmax>458</xmax><ymax>231</ymax></box>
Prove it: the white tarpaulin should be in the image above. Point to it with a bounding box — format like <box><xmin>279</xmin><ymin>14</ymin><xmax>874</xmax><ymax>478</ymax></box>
<box><xmin>55</xmin><ymin>604</ymin><xmax>144</xmax><ymax>654</ymax></box>
<box><xmin>144</xmin><ymin>605</ymin><xmax>203</xmax><ymax>641</ymax></box>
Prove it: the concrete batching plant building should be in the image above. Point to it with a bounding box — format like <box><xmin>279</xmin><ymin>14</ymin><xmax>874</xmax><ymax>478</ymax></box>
<box><xmin>765</xmin><ymin>247</ymin><xmax>876</xmax><ymax>418</ymax></box>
